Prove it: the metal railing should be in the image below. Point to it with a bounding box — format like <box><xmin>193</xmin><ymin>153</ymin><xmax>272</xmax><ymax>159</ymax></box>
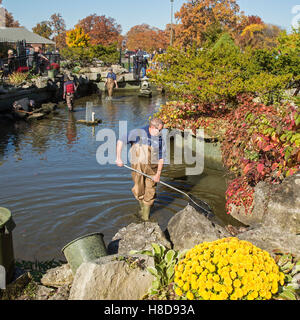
<box><xmin>0</xmin><ymin>53</ymin><xmax>60</xmax><ymax>77</ymax></box>
<box><xmin>0</xmin><ymin>39</ymin><xmax>60</xmax><ymax>77</ymax></box>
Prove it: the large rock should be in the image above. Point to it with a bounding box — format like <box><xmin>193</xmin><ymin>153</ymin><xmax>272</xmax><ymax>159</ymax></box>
<box><xmin>69</xmin><ymin>254</ymin><xmax>155</xmax><ymax>300</ymax></box>
<box><xmin>167</xmin><ymin>205</ymin><xmax>230</xmax><ymax>251</ymax></box>
<box><xmin>85</xmin><ymin>73</ymin><xmax>101</xmax><ymax>82</ymax></box>
<box><xmin>34</xmin><ymin>77</ymin><xmax>49</xmax><ymax>89</ymax></box>
<box><xmin>79</xmin><ymin>67</ymin><xmax>91</xmax><ymax>74</ymax></box>
<box><xmin>263</xmin><ymin>173</ymin><xmax>300</xmax><ymax>235</ymax></box>
<box><xmin>238</xmin><ymin>226</ymin><xmax>300</xmax><ymax>258</ymax></box>
<box><xmin>111</xmin><ymin>65</ymin><xmax>128</xmax><ymax>75</ymax></box>
<box><xmin>89</xmin><ymin>67</ymin><xmax>103</xmax><ymax>74</ymax></box>
<box><xmin>48</xmin><ymin>285</ymin><xmax>71</xmax><ymax>300</ymax></box>
<box><xmin>108</xmin><ymin>222</ymin><xmax>171</xmax><ymax>255</ymax></box>
<box><xmin>100</xmin><ymin>72</ymin><xmax>109</xmax><ymax>79</ymax></box>
<box><xmin>230</xmin><ymin>174</ymin><xmax>300</xmax><ymax>233</ymax></box>
<box><xmin>35</xmin><ymin>285</ymin><xmax>55</xmax><ymax>300</ymax></box>
<box><xmin>123</xmin><ymin>73</ymin><xmax>135</xmax><ymax>82</ymax></box>
<box><xmin>229</xmin><ymin>181</ymin><xmax>271</xmax><ymax>226</ymax></box>
<box><xmin>41</xmin><ymin>264</ymin><xmax>74</xmax><ymax>288</ymax></box>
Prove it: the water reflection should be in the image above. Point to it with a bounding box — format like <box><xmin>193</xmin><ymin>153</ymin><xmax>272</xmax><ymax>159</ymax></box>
<box><xmin>66</xmin><ymin>112</ymin><xmax>77</xmax><ymax>146</ymax></box>
<box><xmin>0</xmin><ymin>93</ymin><xmax>240</xmax><ymax>261</ymax></box>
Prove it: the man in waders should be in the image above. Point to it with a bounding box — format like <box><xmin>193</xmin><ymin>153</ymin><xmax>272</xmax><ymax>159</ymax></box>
<box><xmin>116</xmin><ymin>118</ymin><xmax>166</xmax><ymax>221</ymax></box>
<box><xmin>63</xmin><ymin>75</ymin><xmax>77</xmax><ymax>112</ymax></box>
<box><xmin>105</xmin><ymin>68</ymin><xmax>118</xmax><ymax>100</ymax></box>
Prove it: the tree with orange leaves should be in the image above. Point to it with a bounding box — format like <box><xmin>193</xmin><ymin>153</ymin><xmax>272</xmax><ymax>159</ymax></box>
<box><xmin>174</xmin><ymin>0</ymin><xmax>241</xmax><ymax>48</ymax></box>
<box><xmin>126</xmin><ymin>24</ymin><xmax>168</xmax><ymax>52</ymax></box>
<box><xmin>76</xmin><ymin>14</ymin><xmax>121</xmax><ymax>46</ymax></box>
<box><xmin>5</xmin><ymin>11</ymin><xmax>20</xmax><ymax>27</ymax></box>
<box><xmin>237</xmin><ymin>23</ymin><xmax>282</xmax><ymax>49</ymax></box>
<box><xmin>50</xmin><ymin>13</ymin><xmax>67</xmax><ymax>50</ymax></box>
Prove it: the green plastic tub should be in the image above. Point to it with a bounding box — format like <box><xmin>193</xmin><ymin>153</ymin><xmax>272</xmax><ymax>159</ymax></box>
<box><xmin>62</xmin><ymin>233</ymin><xmax>107</xmax><ymax>274</ymax></box>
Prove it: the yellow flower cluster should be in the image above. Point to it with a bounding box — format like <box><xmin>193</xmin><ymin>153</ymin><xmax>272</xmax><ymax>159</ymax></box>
<box><xmin>174</xmin><ymin>238</ymin><xmax>285</xmax><ymax>300</ymax></box>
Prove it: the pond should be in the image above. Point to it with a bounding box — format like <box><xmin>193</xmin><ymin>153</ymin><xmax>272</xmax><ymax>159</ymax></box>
<box><xmin>0</xmin><ymin>93</ymin><xmax>241</xmax><ymax>261</ymax></box>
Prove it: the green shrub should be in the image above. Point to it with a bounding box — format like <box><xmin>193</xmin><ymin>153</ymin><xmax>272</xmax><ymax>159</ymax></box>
<box><xmin>61</xmin><ymin>43</ymin><xmax>120</xmax><ymax>67</ymax></box>
<box><xmin>151</xmin><ymin>41</ymin><xmax>291</xmax><ymax>110</ymax></box>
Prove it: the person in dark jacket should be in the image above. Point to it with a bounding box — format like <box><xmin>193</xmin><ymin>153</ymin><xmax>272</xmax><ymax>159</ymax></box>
<box><xmin>141</xmin><ymin>57</ymin><xmax>149</xmax><ymax>79</ymax></box>
<box><xmin>12</xmin><ymin>98</ymin><xmax>37</xmax><ymax>119</ymax></box>
<box><xmin>7</xmin><ymin>50</ymin><xmax>15</xmax><ymax>74</ymax></box>
<box><xmin>13</xmin><ymin>98</ymin><xmax>36</xmax><ymax>113</ymax></box>
<box><xmin>136</xmin><ymin>49</ymin><xmax>144</xmax><ymax>79</ymax></box>
<box><xmin>33</xmin><ymin>47</ymin><xmax>49</xmax><ymax>75</ymax></box>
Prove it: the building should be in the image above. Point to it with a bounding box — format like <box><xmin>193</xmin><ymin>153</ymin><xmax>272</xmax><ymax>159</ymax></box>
<box><xmin>0</xmin><ymin>27</ymin><xmax>55</xmax><ymax>48</ymax></box>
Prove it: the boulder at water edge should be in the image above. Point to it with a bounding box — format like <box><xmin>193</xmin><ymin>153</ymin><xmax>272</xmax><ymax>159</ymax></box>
<box><xmin>229</xmin><ymin>174</ymin><xmax>300</xmax><ymax>233</ymax></box>
<box><xmin>41</xmin><ymin>264</ymin><xmax>73</xmax><ymax>288</ymax></box>
<box><xmin>69</xmin><ymin>254</ymin><xmax>155</xmax><ymax>300</ymax></box>
<box><xmin>167</xmin><ymin>205</ymin><xmax>231</xmax><ymax>251</ymax></box>
<box><xmin>108</xmin><ymin>222</ymin><xmax>171</xmax><ymax>255</ymax></box>
<box><xmin>263</xmin><ymin>173</ymin><xmax>300</xmax><ymax>235</ymax></box>
<box><xmin>238</xmin><ymin>225</ymin><xmax>300</xmax><ymax>258</ymax></box>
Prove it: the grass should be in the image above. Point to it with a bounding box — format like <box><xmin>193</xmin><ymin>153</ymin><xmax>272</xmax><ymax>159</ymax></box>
<box><xmin>15</xmin><ymin>259</ymin><xmax>66</xmax><ymax>283</ymax></box>
<box><xmin>0</xmin><ymin>259</ymin><xmax>66</xmax><ymax>300</ymax></box>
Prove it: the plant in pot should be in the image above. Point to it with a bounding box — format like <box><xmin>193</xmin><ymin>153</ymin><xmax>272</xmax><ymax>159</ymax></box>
<box><xmin>47</xmin><ymin>63</ymin><xmax>60</xmax><ymax>78</ymax></box>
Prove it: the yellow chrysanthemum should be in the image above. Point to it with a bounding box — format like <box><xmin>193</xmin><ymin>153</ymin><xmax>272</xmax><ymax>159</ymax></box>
<box><xmin>213</xmin><ymin>274</ymin><xmax>220</xmax><ymax>282</ymax></box>
<box><xmin>175</xmin><ymin>287</ymin><xmax>183</xmax><ymax>296</ymax></box>
<box><xmin>206</xmin><ymin>280</ymin><xmax>214</xmax><ymax>290</ymax></box>
<box><xmin>183</xmin><ymin>282</ymin><xmax>190</xmax><ymax>292</ymax></box>
<box><xmin>178</xmin><ymin>264</ymin><xmax>184</xmax><ymax>272</ymax></box>
<box><xmin>176</xmin><ymin>279</ymin><xmax>184</xmax><ymax>288</ymax></box>
<box><xmin>202</xmin><ymin>291</ymin><xmax>211</xmax><ymax>300</ymax></box>
<box><xmin>174</xmin><ymin>238</ymin><xmax>282</xmax><ymax>301</ymax></box>
<box><xmin>191</xmin><ymin>280</ymin><xmax>198</xmax><ymax>290</ymax></box>
<box><xmin>186</xmin><ymin>291</ymin><xmax>194</xmax><ymax>300</ymax></box>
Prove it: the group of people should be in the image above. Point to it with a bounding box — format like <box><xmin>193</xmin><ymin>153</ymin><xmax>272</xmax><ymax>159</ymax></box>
<box><xmin>62</xmin><ymin>67</ymin><xmax>118</xmax><ymax>111</ymax></box>
<box><xmin>27</xmin><ymin>46</ymin><xmax>50</xmax><ymax>75</ymax></box>
<box><xmin>10</xmin><ymin>74</ymin><xmax>77</xmax><ymax>115</ymax></box>
<box><xmin>61</xmin><ymin>62</ymin><xmax>166</xmax><ymax>222</ymax></box>
<box><xmin>0</xmin><ymin>46</ymin><xmax>58</xmax><ymax>78</ymax></box>
<box><xmin>10</xmin><ymin>67</ymin><xmax>166</xmax><ymax>222</ymax></box>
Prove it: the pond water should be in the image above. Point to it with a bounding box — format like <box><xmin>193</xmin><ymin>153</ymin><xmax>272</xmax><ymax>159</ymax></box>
<box><xmin>0</xmin><ymin>93</ymin><xmax>241</xmax><ymax>261</ymax></box>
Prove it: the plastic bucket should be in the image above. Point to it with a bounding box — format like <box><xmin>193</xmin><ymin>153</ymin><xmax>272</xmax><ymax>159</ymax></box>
<box><xmin>62</xmin><ymin>233</ymin><xmax>107</xmax><ymax>274</ymax></box>
<box><xmin>48</xmin><ymin>69</ymin><xmax>55</xmax><ymax>79</ymax></box>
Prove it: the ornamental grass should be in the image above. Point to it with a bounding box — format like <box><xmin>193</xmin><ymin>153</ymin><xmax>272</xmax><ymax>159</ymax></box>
<box><xmin>174</xmin><ymin>238</ymin><xmax>285</xmax><ymax>300</ymax></box>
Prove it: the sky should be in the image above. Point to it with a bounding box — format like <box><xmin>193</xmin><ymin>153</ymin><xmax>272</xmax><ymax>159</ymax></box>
<box><xmin>3</xmin><ymin>0</ymin><xmax>300</xmax><ymax>34</ymax></box>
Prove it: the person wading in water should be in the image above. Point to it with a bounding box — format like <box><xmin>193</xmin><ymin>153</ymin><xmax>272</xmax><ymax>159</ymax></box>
<box><xmin>105</xmin><ymin>68</ymin><xmax>118</xmax><ymax>100</ymax></box>
<box><xmin>63</xmin><ymin>75</ymin><xmax>77</xmax><ymax>112</ymax></box>
<box><xmin>116</xmin><ymin>118</ymin><xmax>166</xmax><ymax>221</ymax></box>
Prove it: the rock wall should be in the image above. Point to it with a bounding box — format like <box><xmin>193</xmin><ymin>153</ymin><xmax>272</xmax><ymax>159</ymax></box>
<box><xmin>229</xmin><ymin>173</ymin><xmax>300</xmax><ymax>235</ymax></box>
<box><xmin>13</xmin><ymin>177</ymin><xmax>299</xmax><ymax>300</ymax></box>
